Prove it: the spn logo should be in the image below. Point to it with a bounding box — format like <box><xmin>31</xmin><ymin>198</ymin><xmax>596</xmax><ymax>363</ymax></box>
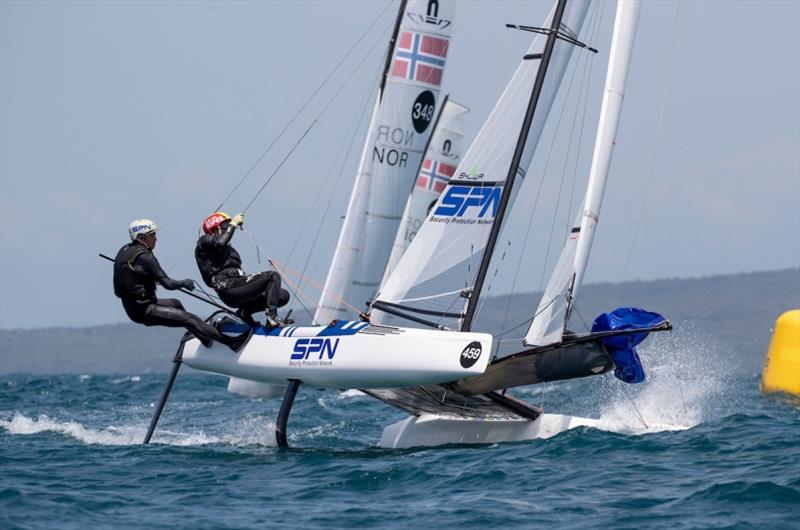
<box><xmin>460</xmin><ymin>341</ymin><xmax>482</xmax><ymax>368</ymax></box>
<box><xmin>291</xmin><ymin>338</ymin><xmax>340</xmax><ymax>360</ymax></box>
<box><xmin>433</xmin><ymin>185</ymin><xmax>501</xmax><ymax>218</ymax></box>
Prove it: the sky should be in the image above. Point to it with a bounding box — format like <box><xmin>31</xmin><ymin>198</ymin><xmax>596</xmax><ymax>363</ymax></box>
<box><xmin>1</xmin><ymin>0</ymin><xmax>798</xmax><ymax>329</ymax></box>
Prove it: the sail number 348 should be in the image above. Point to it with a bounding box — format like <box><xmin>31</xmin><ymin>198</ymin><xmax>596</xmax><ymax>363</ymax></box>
<box><xmin>411</xmin><ymin>90</ymin><xmax>436</xmax><ymax>133</ymax></box>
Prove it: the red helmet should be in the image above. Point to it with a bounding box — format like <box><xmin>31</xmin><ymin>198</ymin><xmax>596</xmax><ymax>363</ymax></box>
<box><xmin>202</xmin><ymin>212</ymin><xmax>231</xmax><ymax>234</ymax></box>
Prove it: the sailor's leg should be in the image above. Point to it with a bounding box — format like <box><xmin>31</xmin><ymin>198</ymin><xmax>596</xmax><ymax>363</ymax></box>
<box><xmin>276</xmin><ymin>379</ymin><xmax>301</xmax><ymax>448</ymax></box>
<box><xmin>145</xmin><ymin>300</ymin><xmax>236</xmax><ymax>348</ymax></box>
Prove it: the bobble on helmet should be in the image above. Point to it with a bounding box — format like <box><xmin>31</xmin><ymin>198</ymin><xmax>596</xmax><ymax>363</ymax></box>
<box><xmin>128</xmin><ymin>219</ymin><xmax>158</xmax><ymax>241</ymax></box>
<box><xmin>202</xmin><ymin>212</ymin><xmax>231</xmax><ymax>235</ymax></box>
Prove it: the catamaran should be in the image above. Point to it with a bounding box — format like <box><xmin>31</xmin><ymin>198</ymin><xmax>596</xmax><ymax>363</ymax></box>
<box><xmin>148</xmin><ymin>0</ymin><xmax>671</xmax><ymax>449</ymax></box>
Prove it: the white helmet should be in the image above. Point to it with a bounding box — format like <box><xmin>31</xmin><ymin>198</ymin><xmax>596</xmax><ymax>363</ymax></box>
<box><xmin>128</xmin><ymin>219</ymin><xmax>158</xmax><ymax>241</ymax></box>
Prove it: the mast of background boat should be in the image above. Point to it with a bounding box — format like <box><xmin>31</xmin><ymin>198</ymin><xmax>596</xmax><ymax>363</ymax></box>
<box><xmin>460</xmin><ymin>0</ymin><xmax>569</xmax><ymax>333</ymax></box>
<box><xmin>379</xmin><ymin>0</ymin><xmax>408</xmax><ymax>101</ymax></box>
<box><xmin>314</xmin><ymin>0</ymin><xmax>407</xmax><ymax>325</ymax></box>
<box><xmin>525</xmin><ymin>0</ymin><xmax>641</xmax><ymax>345</ymax></box>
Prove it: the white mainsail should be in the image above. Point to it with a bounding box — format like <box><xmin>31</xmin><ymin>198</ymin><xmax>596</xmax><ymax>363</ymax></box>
<box><xmin>379</xmin><ymin>97</ymin><xmax>470</xmax><ymax>291</ymax></box>
<box><xmin>525</xmin><ymin>0</ymin><xmax>641</xmax><ymax>346</ymax></box>
<box><xmin>375</xmin><ymin>0</ymin><xmax>591</xmax><ymax>330</ymax></box>
<box><xmin>315</xmin><ymin>0</ymin><xmax>455</xmax><ymax>324</ymax></box>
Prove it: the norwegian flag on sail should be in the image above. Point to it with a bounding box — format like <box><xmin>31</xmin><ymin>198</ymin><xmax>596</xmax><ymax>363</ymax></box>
<box><xmin>391</xmin><ymin>31</ymin><xmax>449</xmax><ymax>86</ymax></box>
<box><xmin>416</xmin><ymin>158</ymin><xmax>455</xmax><ymax>192</ymax></box>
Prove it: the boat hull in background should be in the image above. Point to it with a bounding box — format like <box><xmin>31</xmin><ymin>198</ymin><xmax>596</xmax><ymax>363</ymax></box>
<box><xmin>379</xmin><ymin>413</ymin><xmax>598</xmax><ymax>448</ymax></box>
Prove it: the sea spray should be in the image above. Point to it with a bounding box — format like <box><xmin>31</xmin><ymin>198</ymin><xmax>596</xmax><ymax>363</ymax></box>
<box><xmin>597</xmin><ymin>329</ymin><xmax>733</xmax><ymax>434</ymax></box>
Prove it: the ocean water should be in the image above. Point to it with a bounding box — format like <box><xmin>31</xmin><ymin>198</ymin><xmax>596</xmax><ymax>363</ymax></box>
<box><xmin>2</xmin><ymin>336</ymin><xmax>799</xmax><ymax>529</ymax></box>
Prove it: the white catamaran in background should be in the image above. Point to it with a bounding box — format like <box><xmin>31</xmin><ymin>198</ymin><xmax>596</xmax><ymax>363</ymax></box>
<box><xmin>144</xmin><ymin>0</ymin><xmax>671</xmax><ymax>449</ymax></box>
<box><xmin>314</xmin><ymin>0</ymin><xmax>455</xmax><ymax>325</ymax></box>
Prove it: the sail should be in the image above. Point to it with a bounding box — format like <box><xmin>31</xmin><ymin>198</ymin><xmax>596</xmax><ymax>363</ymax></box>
<box><xmin>374</xmin><ymin>0</ymin><xmax>591</xmax><ymax>330</ymax></box>
<box><xmin>315</xmin><ymin>0</ymin><xmax>455</xmax><ymax>325</ymax></box>
<box><xmin>525</xmin><ymin>0</ymin><xmax>641</xmax><ymax>346</ymax></box>
<box><xmin>379</xmin><ymin>97</ymin><xmax>470</xmax><ymax>292</ymax></box>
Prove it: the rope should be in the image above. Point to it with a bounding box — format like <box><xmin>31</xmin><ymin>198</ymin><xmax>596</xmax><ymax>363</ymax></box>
<box><xmin>213</xmin><ymin>0</ymin><xmax>394</xmax><ymax>213</ymax></box>
<box><xmin>270</xmin><ymin>257</ymin><xmax>363</xmax><ymax>316</ymax></box>
<box><xmin>269</xmin><ymin>259</ymin><xmax>319</xmax><ymax>325</ymax></box>
<box><xmin>237</xmin><ymin>228</ymin><xmax>325</xmax><ymax>324</ymax></box>
<box><xmin>625</xmin><ymin>391</ymin><xmax>649</xmax><ymax>429</ymax></box>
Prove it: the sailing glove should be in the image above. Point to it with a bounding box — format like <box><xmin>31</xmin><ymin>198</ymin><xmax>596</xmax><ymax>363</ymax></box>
<box><xmin>180</xmin><ymin>279</ymin><xmax>195</xmax><ymax>291</ymax></box>
<box><xmin>231</xmin><ymin>213</ymin><xmax>244</xmax><ymax>228</ymax></box>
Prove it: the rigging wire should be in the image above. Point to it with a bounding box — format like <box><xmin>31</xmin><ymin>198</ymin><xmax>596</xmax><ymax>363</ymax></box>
<box><xmin>537</xmin><ymin>7</ymin><xmax>602</xmax><ymax>295</ymax></box>
<box><xmin>213</xmin><ymin>0</ymin><xmax>394</xmax><ymax>213</ymax></box>
<box><xmin>165</xmin><ymin>1</ymin><xmax>392</xmax><ymax>274</ymax></box>
<box><xmin>292</xmin><ymin>66</ymin><xmax>379</xmax><ymax>301</ymax></box>
<box><xmin>283</xmin><ymin>75</ymin><xmax>372</xmax><ymax>267</ymax></box>
<box><xmin>617</xmin><ymin>1</ymin><xmax>682</xmax><ymax>289</ymax></box>
<box><xmin>241</xmin><ymin>21</ymin><xmax>394</xmax><ymax>214</ymax></box>
<box><xmin>490</xmin><ymin>2</ymin><xmax>605</xmax><ymax>343</ymax></box>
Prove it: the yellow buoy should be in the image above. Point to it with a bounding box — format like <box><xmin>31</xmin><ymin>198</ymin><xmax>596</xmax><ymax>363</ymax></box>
<box><xmin>760</xmin><ymin>309</ymin><xmax>800</xmax><ymax>397</ymax></box>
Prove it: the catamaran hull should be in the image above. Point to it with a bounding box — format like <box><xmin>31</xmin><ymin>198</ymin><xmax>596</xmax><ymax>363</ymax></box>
<box><xmin>226</xmin><ymin>377</ymin><xmax>286</xmax><ymax>399</ymax></box>
<box><xmin>379</xmin><ymin>413</ymin><xmax>598</xmax><ymax>449</ymax></box>
<box><xmin>182</xmin><ymin>323</ymin><xmax>492</xmax><ymax>389</ymax></box>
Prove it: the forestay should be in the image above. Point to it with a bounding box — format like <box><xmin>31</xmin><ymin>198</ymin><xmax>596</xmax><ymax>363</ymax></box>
<box><xmin>315</xmin><ymin>0</ymin><xmax>455</xmax><ymax>324</ymax></box>
<box><xmin>378</xmin><ymin>97</ymin><xmax>470</xmax><ymax>297</ymax></box>
<box><xmin>525</xmin><ymin>0</ymin><xmax>641</xmax><ymax>346</ymax></box>
<box><xmin>374</xmin><ymin>1</ymin><xmax>591</xmax><ymax>330</ymax></box>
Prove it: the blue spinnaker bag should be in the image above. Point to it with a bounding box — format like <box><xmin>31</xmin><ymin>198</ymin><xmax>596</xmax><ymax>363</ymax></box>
<box><xmin>591</xmin><ymin>307</ymin><xmax>667</xmax><ymax>384</ymax></box>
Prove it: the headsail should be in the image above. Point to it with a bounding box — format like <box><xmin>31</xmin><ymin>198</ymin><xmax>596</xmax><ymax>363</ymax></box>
<box><xmin>315</xmin><ymin>0</ymin><xmax>455</xmax><ymax>325</ymax></box>
<box><xmin>525</xmin><ymin>0</ymin><xmax>641</xmax><ymax>346</ymax></box>
<box><xmin>379</xmin><ymin>97</ymin><xmax>470</xmax><ymax>293</ymax></box>
<box><xmin>374</xmin><ymin>0</ymin><xmax>591</xmax><ymax>330</ymax></box>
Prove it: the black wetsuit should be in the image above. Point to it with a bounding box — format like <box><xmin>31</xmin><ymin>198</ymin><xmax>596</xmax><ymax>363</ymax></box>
<box><xmin>113</xmin><ymin>242</ymin><xmax>232</xmax><ymax>345</ymax></box>
<box><xmin>195</xmin><ymin>225</ymin><xmax>289</xmax><ymax>321</ymax></box>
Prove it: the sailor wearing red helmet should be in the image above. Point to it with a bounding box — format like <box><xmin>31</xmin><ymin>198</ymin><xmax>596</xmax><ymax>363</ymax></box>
<box><xmin>195</xmin><ymin>212</ymin><xmax>291</xmax><ymax>328</ymax></box>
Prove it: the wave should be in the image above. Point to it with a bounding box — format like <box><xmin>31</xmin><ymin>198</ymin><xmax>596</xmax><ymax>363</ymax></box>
<box><xmin>0</xmin><ymin>412</ymin><xmax>278</xmax><ymax>447</ymax></box>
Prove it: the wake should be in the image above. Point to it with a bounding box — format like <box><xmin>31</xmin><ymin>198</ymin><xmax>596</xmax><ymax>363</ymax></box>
<box><xmin>0</xmin><ymin>412</ymin><xmax>279</xmax><ymax>447</ymax></box>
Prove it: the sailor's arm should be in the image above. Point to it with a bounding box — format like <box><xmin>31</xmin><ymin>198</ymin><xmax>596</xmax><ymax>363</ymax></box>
<box><xmin>199</xmin><ymin>223</ymin><xmax>237</xmax><ymax>248</ymax></box>
<box><xmin>136</xmin><ymin>252</ymin><xmax>194</xmax><ymax>291</ymax></box>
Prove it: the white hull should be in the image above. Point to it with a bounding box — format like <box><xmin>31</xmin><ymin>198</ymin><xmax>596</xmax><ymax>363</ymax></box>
<box><xmin>182</xmin><ymin>321</ymin><xmax>492</xmax><ymax>390</ymax></box>
<box><xmin>379</xmin><ymin>413</ymin><xmax>598</xmax><ymax>449</ymax></box>
<box><xmin>226</xmin><ymin>377</ymin><xmax>286</xmax><ymax>399</ymax></box>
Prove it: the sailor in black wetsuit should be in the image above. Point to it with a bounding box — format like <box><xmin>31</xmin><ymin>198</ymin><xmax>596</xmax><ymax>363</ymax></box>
<box><xmin>195</xmin><ymin>212</ymin><xmax>290</xmax><ymax>327</ymax></box>
<box><xmin>113</xmin><ymin>219</ymin><xmax>247</xmax><ymax>351</ymax></box>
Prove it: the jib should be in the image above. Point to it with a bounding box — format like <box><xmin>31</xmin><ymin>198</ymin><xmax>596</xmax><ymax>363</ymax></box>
<box><xmin>433</xmin><ymin>186</ymin><xmax>501</xmax><ymax>218</ymax></box>
<box><xmin>291</xmin><ymin>338</ymin><xmax>340</xmax><ymax>360</ymax></box>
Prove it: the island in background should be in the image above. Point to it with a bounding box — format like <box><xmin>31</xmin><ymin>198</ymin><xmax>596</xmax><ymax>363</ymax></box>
<box><xmin>2</xmin><ymin>268</ymin><xmax>797</xmax><ymax>375</ymax></box>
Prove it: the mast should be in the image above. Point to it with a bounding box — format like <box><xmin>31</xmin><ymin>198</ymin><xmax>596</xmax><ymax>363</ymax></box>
<box><xmin>565</xmin><ymin>0</ymin><xmax>640</xmax><ymax>319</ymax></box>
<box><xmin>379</xmin><ymin>0</ymin><xmax>409</xmax><ymax>100</ymax></box>
<box><xmin>461</xmin><ymin>0</ymin><xmax>569</xmax><ymax>332</ymax></box>
<box><xmin>524</xmin><ymin>0</ymin><xmax>642</xmax><ymax>346</ymax></box>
